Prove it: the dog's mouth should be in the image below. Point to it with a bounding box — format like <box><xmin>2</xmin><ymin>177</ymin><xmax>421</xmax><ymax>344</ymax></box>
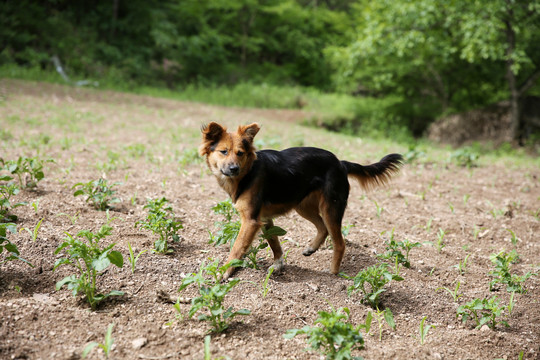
<box><xmin>220</xmin><ymin>168</ymin><xmax>240</xmax><ymax>177</ymax></box>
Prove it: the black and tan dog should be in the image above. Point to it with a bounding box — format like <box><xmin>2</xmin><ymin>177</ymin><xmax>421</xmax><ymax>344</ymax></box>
<box><xmin>199</xmin><ymin>122</ymin><xmax>404</xmax><ymax>280</ymax></box>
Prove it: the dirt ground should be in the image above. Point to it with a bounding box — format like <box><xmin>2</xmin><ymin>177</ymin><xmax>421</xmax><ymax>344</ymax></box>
<box><xmin>1</xmin><ymin>79</ymin><xmax>539</xmax><ymax>360</ymax></box>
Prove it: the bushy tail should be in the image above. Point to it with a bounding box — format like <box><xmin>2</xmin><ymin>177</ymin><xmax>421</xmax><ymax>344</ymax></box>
<box><xmin>342</xmin><ymin>154</ymin><xmax>404</xmax><ymax>191</ymax></box>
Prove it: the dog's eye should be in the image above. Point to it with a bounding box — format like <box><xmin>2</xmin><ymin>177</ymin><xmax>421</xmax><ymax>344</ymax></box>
<box><xmin>220</xmin><ymin>150</ymin><xmax>228</xmax><ymax>155</ymax></box>
<box><xmin>237</xmin><ymin>151</ymin><xmax>244</xmax><ymax>157</ymax></box>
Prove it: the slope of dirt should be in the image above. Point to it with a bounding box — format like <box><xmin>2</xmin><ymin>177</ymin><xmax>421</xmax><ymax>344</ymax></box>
<box><xmin>1</xmin><ymin>79</ymin><xmax>539</xmax><ymax>360</ymax></box>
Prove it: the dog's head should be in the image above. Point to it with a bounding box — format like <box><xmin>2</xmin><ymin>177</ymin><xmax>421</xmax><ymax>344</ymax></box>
<box><xmin>199</xmin><ymin>122</ymin><xmax>260</xmax><ymax>179</ymax></box>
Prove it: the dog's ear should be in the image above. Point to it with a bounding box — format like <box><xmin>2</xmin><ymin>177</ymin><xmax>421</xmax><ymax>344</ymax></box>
<box><xmin>237</xmin><ymin>123</ymin><xmax>260</xmax><ymax>142</ymax></box>
<box><xmin>199</xmin><ymin>122</ymin><xmax>226</xmax><ymax>156</ymax></box>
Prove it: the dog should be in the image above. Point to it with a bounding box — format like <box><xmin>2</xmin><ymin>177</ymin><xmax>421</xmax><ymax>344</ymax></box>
<box><xmin>199</xmin><ymin>122</ymin><xmax>404</xmax><ymax>280</ymax></box>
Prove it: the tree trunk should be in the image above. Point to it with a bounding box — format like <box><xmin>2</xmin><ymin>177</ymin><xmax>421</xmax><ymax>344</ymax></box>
<box><xmin>504</xmin><ymin>13</ymin><xmax>521</xmax><ymax>144</ymax></box>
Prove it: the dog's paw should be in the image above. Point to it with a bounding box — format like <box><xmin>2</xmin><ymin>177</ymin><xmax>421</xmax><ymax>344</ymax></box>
<box><xmin>270</xmin><ymin>258</ymin><xmax>284</xmax><ymax>273</ymax></box>
<box><xmin>302</xmin><ymin>247</ymin><xmax>316</xmax><ymax>256</ymax></box>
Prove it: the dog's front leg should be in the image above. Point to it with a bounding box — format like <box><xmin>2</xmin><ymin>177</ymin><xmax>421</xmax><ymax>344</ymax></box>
<box><xmin>222</xmin><ymin>218</ymin><xmax>261</xmax><ymax>280</ymax></box>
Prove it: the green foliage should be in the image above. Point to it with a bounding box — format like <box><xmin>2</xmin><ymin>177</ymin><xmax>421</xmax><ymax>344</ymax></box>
<box><xmin>344</xmin><ymin>263</ymin><xmax>403</xmax><ymax>308</ymax></box>
<box><xmin>73</xmin><ymin>178</ymin><xmax>121</xmax><ymax>211</ymax></box>
<box><xmin>450</xmin><ymin>148</ymin><xmax>480</xmax><ymax>168</ymax></box>
<box><xmin>1</xmin><ymin>156</ymin><xmax>53</xmax><ymax>189</ymax></box>
<box><xmin>0</xmin><ymin>176</ymin><xmax>27</xmax><ymax>222</ymax></box>
<box><xmin>244</xmin><ymin>225</ymin><xmax>287</xmax><ymax>270</ymax></box>
<box><xmin>127</xmin><ymin>242</ymin><xmax>148</xmax><ymax>274</ymax></box>
<box><xmin>436</xmin><ymin>281</ymin><xmax>463</xmax><ymax>302</ymax></box>
<box><xmin>489</xmin><ymin>250</ymin><xmax>537</xmax><ymax>293</ymax></box>
<box><xmin>283</xmin><ymin>307</ymin><xmax>364</xmax><ymax>360</ymax></box>
<box><xmin>209</xmin><ymin>199</ymin><xmax>241</xmax><ymax>247</ymax></box>
<box><xmin>0</xmin><ymin>222</ymin><xmax>32</xmax><ymax>266</ymax></box>
<box><xmin>82</xmin><ymin>323</ymin><xmax>115</xmax><ymax>359</ymax></box>
<box><xmin>418</xmin><ymin>316</ymin><xmax>434</xmax><ymax>345</ymax></box>
<box><xmin>54</xmin><ymin>223</ymin><xmax>124</xmax><ymax>310</ymax></box>
<box><xmin>136</xmin><ymin>197</ymin><xmax>183</xmax><ymax>254</ymax></box>
<box><xmin>177</xmin><ymin>259</ymin><xmax>250</xmax><ymax>333</ymax></box>
<box><xmin>378</xmin><ymin>229</ymin><xmax>421</xmax><ymax>268</ymax></box>
<box><xmin>456</xmin><ymin>296</ymin><xmax>511</xmax><ymax>329</ymax></box>
<box><xmin>372</xmin><ymin>307</ymin><xmax>396</xmax><ymax>341</ymax></box>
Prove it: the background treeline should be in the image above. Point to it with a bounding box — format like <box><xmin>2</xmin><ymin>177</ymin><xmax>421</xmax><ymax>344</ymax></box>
<box><xmin>2</xmin><ymin>0</ymin><xmax>539</xmax><ymax>142</ymax></box>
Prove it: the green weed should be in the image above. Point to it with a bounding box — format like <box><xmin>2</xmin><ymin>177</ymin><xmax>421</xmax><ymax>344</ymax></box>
<box><xmin>418</xmin><ymin>316</ymin><xmax>434</xmax><ymax>345</ymax></box>
<box><xmin>82</xmin><ymin>323</ymin><xmax>115</xmax><ymax>359</ymax></box>
<box><xmin>54</xmin><ymin>222</ymin><xmax>124</xmax><ymax>310</ymax></box>
<box><xmin>177</xmin><ymin>258</ymin><xmax>250</xmax><ymax>333</ymax></box>
<box><xmin>208</xmin><ymin>199</ymin><xmax>240</xmax><ymax>247</ymax></box>
<box><xmin>127</xmin><ymin>242</ymin><xmax>148</xmax><ymax>273</ymax></box>
<box><xmin>456</xmin><ymin>296</ymin><xmax>511</xmax><ymax>329</ymax></box>
<box><xmin>372</xmin><ymin>307</ymin><xmax>396</xmax><ymax>341</ymax></box>
<box><xmin>73</xmin><ymin>178</ymin><xmax>121</xmax><ymax>210</ymax></box>
<box><xmin>0</xmin><ymin>177</ymin><xmax>27</xmax><ymax>222</ymax></box>
<box><xmin>436</xmin><ymin>281</ymin><xmax>463</xmax><ymax>302</ymax></box>
<box><xmin>284</xmin><ymin>306</ymin><xmax>364</xmax><ymax>359</ymax></box>
<box><xmin>344</xmin><ymin>263</ymin><xmax>403</xmax><ymax>308</ymax></box>
<box><xmin>243</xmin><ymin>225</ymin><xmax>286</xmax><ymax>270</ymax></box>
<box><xmin>20</xmin><ymin>218</ymin><xmax>43</xmax><ymax>242</ymax></box>
<box><xmin>1</xmin><ymin>156</ymin><xmax>53</xmax><ymax>189</ymax></box>
<box><xmin>378</xmin><ymin>230</ymin><xmax>420</xmax><ymax>268</ymax></box>
<box><xmin>453</xmin><ymin>254</ymin><xmax>471</xmax><ymax>275</ymax></box>
<box><xmin>450</xmin><ymin>148</ymin><xmax>479</xmax><ymax>168</ymax></box>
<box><xmin>1</xmin><ymin>222</ymin><xmax>32</xmax><ymax>266</ymax></box>
<box><xmin>136</xmin><ymin>197</ymin><xmax>183</xmax><ymax>254</ymax></box>
<box><xmin>489</xmin><ymin>250</ymin><xmax>536</xmax><ymax>293</ymax></box>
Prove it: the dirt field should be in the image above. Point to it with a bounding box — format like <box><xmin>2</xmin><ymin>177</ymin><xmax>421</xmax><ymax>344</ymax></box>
<box><xmin>1</xmin><ymin>79</ymin><xmax>539</xmax><ymax>360</ymax></box>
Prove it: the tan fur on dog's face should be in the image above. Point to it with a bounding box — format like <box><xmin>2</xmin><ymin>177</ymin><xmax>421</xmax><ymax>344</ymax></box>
<box><xmin>199</xmin><ymin>122</ymin><xmax>260</xmax><ymax>183</ymax></box>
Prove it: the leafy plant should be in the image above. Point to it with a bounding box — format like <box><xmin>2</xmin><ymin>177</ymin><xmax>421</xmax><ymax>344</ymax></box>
<box><xmin>177</xmin><ymin>258</ymin><xmax>250</xmax><ymax>333</ymax></box>
<box><xmin>489</xmin><ymin>250</ymin><xmax>536</xmax><ymax>293</ymax></box>
<box><xmin>73</xmin><ymin>178</ymin><xmax>121</xmax><ymax>210</ymax></box>
<box><xmin>450</xmin><ymin>148</ymin><xmax>479</xmax><ymax>168</ymax></box>
<box><xmin>283</xmin><ymin>306</ymin><xmax>364</xmax><ymax>360</ymax></box>
<box><xmin>136</xmin><ymin>197</ymin><xmax>183</xmax><ymax>254</ymax></box>
<box><xmin>208</xmin><ymin>199</ymin><xmax>240</xmax><ymax>247</ymax></box>
<box><xmin>456</xmin><ymin>296</ymin><xmax>511</xmax><ymax>329</ymax></box>
<box><xmin>0</xmin><ymin>177</ymin><xmax>26</xmax><ymax>222</ymax></box>
<box><xmin>82</xmin><ymin>323</ymin><xmax>115</xmax><ymax>359</ymax></box>
<box><xmin>418</xmin><ymin>316</ymin><xmax>434</xmax><ymax>345</ymax></box>
<box><xmin>372</xmin><ymin>307</ymin><xmax>396</xmax><ymax>341</ymax></box>
<box><xmin>243</xmin><ymin>225</ymin><xmax>287</xmax><ymax>269</ymax></box>
<box><xmin>378</xmin><ymin>229</ymin><xmax>420</xmax><ymax>268</ymax></box>
<box><xmin>127</xmin><ymin>242</ymin><xmax>148</xmax><ymax>273</ymax></box>
<box><xmin>454</xmin><ymin>254</ymin><xmax>471</xmax><ymax>275</ymax></box>
<box><xmin>54</xmin><ymin>223</ymin><xmax>124</xmax><ymax>310</ymax></box>
<box><xmin>20</xmin><ymin>218</ymin><xmax>43</xmax><ymax>242</ymax></box>
<box><xmin>1</xmin><ymin>156</ymin><xmax>53</xmax><ymax>189</ymax></box>
<box><xmin>345</xmin><ymin>263</ymin><xmax>403</xmax><ymax>308</ymax></box>
<box><xmin>1</xmin><ymin>222</ymin><xmax>32</xmax><ymax>266</ymax></box>
<box><xmin>436</xmin><ymin>281</ymin><xmax>463</xmax><ymax>302</ymax></box>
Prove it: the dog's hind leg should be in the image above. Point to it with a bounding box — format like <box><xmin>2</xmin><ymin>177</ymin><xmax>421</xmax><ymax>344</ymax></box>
<box><xmin>295</xmin><ymin>192</ymin><xmax>329</xmax><ymax>257</ymax></box>
<box><xmin>263</xmin><ymin>219</ymin><xmax>284</xmax><ymax>273</ymax></box>
<box><xmin>320</xmin><ymin>201</ymin><xmax>346</xmax><ymax>275</ymax></box>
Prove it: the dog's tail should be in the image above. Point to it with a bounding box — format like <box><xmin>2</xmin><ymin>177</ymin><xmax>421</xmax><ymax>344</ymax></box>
<box><xmin>342</xmin><ymin>153</ymin><xmax>404</xmax><ymax>191</ymax></box>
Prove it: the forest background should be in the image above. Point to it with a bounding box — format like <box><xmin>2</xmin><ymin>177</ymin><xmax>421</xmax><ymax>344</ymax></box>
<box><xmin>2</xmin><ymin>0</ymin><xmax>540</xmax><ymax>145</ymax></box>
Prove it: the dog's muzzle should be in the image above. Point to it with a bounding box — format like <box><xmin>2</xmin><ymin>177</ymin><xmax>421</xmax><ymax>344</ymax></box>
<box><xmin>221</xmin><ymin>164</ymin><xmax>240</xmax><ymax>177</ymax></box>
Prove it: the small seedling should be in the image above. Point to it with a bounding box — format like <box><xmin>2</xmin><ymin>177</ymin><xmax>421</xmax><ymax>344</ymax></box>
<box><xmin>456</xmin><ymin>296</ymin><xmax>510</xmax><ymax>329</ymax></box>
<box><xmin>341</xmin><ymin>223</ymin><xmax>355</xmax><ymax>238</ymax></box>
<box><xmin>372</xmin><ymin>200</ymin><xmax>383</xmax><ymax>217</ymax></box>
<box><xmin>344</xmin><ymin>263</ymin><xmax>403</xmax><ymax>308</ymax></box>
<box><xmin>31</xmin><ymin>199</ymin><xmax>39</xmax><ymax>214</ymax></box>
<box><xmin>435</xmin><ymin>228</ymin><xmax>446</xmax><ymax>253</ymax></box>
<box><xmin>450</xmin><ymin>148</ymin><xmax>479</xmax><ymax>168</ymax></box>
<box><xmin>57</xmin><ymin>211</ymin><xmax>80</xmax><ymax>225</ymax></box>
<box><xmin>424</xmin><ymin>217</ymin><xmax>433</xmax><ymax>233</ymax></box>
<box><xmin>284</xmin><ymin>306</ymin><xmax>364</xmax><ymax>359</ymax></box>
<box><xmin>0</xmin><ymin>178</ymin><xmax>26</xmax><ymax>222</ymax></box>
<box><xmin>20</xmin><ymin>218</ymin><xmax>43</xmax><ymax>242</ymax></box>
<box><xmin>372</xmin><ymin>307</ymin><xmax>396</xmax><ymax>341</ymax></box>
<box><xmin>1</xmin><ymin>222</ymin><xmax>32</xmax><ymax>266</ymax></box>
<box><xmin>73</xmin><ymin>178</ymin><xmax>121</xmax><ymax>210</ymax></box>
<box><xmin>506</xmin><ymin>229</ymin><xmax>519</xmax><ymax>246</ymax></box>
<box><xmin>177</xmin><ymin>259</ymin><xmax>250</xmax><ymax>333</ymax></box>
<box><xmin>54</xmin><ymin>223</ymin><xmax>124</xmax><ymax>310</ymax></box>
<box><xmin>127</xmin><ymin>242</ymin><xmax>148</xmax><ymax>273</ymax></box>
<box><xmin>243</xmin><ymin>225</ymin><xmax>286</xmax><ymax>269</ymax></box>
<box><xmin>454</xmin><ymin>254</ymin><xmax>471</xmax><ymax>275</ymax></box>
<box><xmin>82</xmin><ymin>323</ymin><xmax>115</xmax><ymax>359</ymax></box>
<box><xmin>489</xmin><ymin>250</ymin><xmax>536</xmax><ymax>293</ymax></box>
<box><xmin>463</xmin><ymin>194</ymin><xmax>471</xmax><ymax>205</ymax></box>
<box><xmin>1</xmin><ymin>156</ymin><xmax>54</xmax><ymax>189</ymax></box>
<box><xmin>136</xmin><ymin>197</ymin><xmax>183</xmax><ymax>254</ymax></box>
<box><xmin>436</xmin><ymin>281</ymin><xmax>463</xmax><ymax>302</ymax></box>
<box><xmin>378</xmin><ymin>230</ymin><xmax>420</xmax><ymax>268</ymax></box>
<box><xmin>208</xmin><ymin>199</ymin><xmax>240</xmax><ymax>247</ymax></box>
<box><xmin>418</xmin><ymin>316</ymin><xmax>434</xmax><ymax>345</ymax></box>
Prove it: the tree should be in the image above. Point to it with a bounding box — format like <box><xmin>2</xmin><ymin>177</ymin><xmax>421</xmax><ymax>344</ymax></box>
<box><xmin>332</xmin><ymin>0</ymin><xmax>540</xmax><ymax>141</ymax></box>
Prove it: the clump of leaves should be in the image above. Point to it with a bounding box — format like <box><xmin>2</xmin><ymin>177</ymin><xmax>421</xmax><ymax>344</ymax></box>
<box><xmin>73</xmin><ymin>178</ymin><xmax>121</xmax><ymax>210</ymax></box>
<box><xmin>82</xmin><ymin>323</ymin><xmax>115</xmax><ymax>359</ymax></box>
<box><xmin>1</xmin><ymin>222</ymin><xmax>32</xmax><ymax>266</ymax></box>
<box><xmin>208</xmin><ymin>199</ymin><xmax>240</xmax><ymax>247</ymax></box>
<box><xmin>0</xmin><ymin>177</ymin><xmax>26</xmax><ymax>222</ymax></box>
<box><xmin>344</xmin><ymin>263</ymin><xmax>403</xmax><ymax>308</ymax></box>
<box><xmin>489</xmin><ymin>250</ymin><xmax>536</xmax><ymax>293</ymax></box>
<box><xmin>177</xmin><ymin>258</ymin><xmax>250</xmax><ymax>333</ymax></box>
<box><xmin>1</xmin><ymin>156</ymin><xmax>54</xmax><ymax>189</ymax></box>
<box><xmin>243</xmin><ymin>225</ymin><xmax>287</xmax><ymax>269</ymax></box>
<box><xmin>450</xmin><ymin>148</ymin><xmax>479</xmax><ymax>168</ymax></box>
<box><xmin>456</xmin><ymin>296</ymin><xmax>511</xmax><ymax>329</ymax></box>
<box><xmin>378</xmin><ymin>229</ymin><xmax>420</xmax><ymax>268</ymax></box>
<box><xmin>54</xmin><ymin>221</ymin><xmax>124</xmax><ymax>310</ymax></box>
<box><xmin>136</xmin><ymin>197</ymin><xmax>182</xmax><ymax>254</ymax></box>
<box><xmin>284</xmin><ymin>306</ymin><xmax>364</xmax><ymax>360</ymax></box>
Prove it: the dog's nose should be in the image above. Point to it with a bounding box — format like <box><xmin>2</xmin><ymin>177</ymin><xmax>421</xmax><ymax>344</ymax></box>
<box><xmin>228</xmin><ymin>164</ymin><xmax>240</xmax><ymax>175</ymax></box>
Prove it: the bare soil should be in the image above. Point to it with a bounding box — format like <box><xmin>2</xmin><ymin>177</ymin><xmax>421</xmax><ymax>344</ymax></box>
<box><xmin>1</xmin><ymin>79</ymin><xmax>539</xmax><ymax>360</ymax></box>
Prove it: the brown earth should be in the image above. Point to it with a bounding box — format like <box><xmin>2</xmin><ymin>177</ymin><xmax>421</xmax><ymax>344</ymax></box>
<box><xmin>1</xmin><ymin>79</ymin><xmax>539</xmax><ymax>360</ymax></box>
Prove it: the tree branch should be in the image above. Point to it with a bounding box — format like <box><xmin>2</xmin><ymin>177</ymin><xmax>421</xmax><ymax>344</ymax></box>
<box><xmin>518</xmin><ymin>68</ymin><xmax>540</xmax><ymax>97</ymax></box>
